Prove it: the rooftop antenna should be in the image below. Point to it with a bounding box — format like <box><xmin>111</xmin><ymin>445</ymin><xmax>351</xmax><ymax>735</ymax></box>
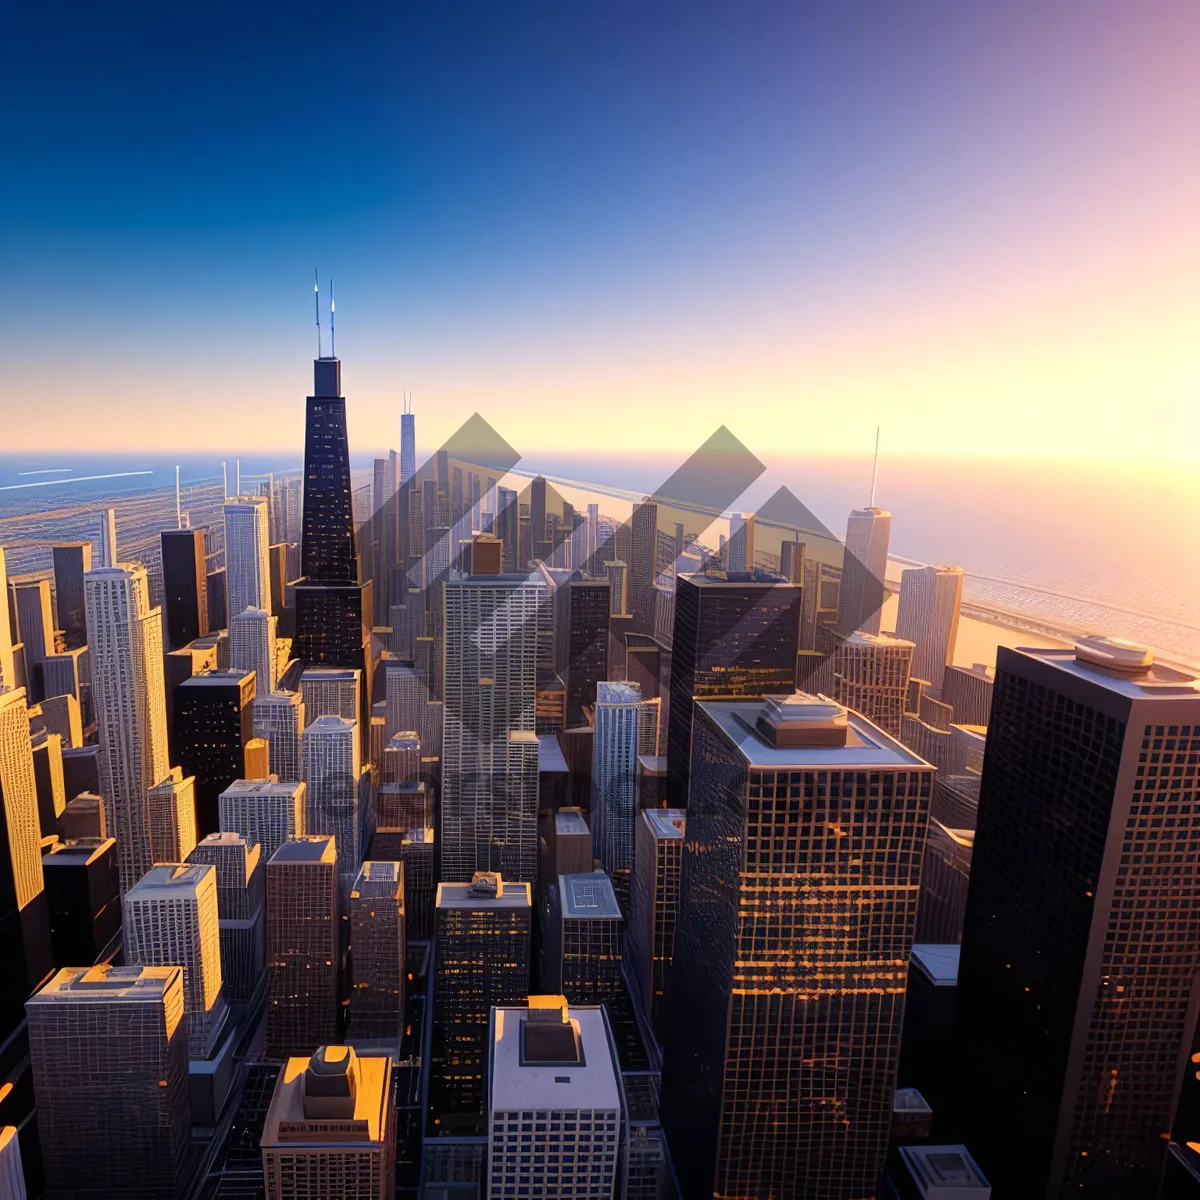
<box><xmin>869</xmin><ymin>426</ymin><xmax>880</xmax><ymax>508</ymax></box>
<box><xmin>330</xmin><ymin>278</ymin><xmax>335</xmax><ymax>358</ymax></box>
<box><xmin>314</xmin><ymin>269</ymin><xmax>322</xmax><ymax>357</ymax></box>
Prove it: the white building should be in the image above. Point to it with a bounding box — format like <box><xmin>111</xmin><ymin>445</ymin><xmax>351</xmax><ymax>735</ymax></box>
<box><xmin>223</xmin><ymin>496</ymin><xmax>271</xmax><ymax>622</ymax></box>
<box><xmin>591</xmin><ymin>681</ymin><xmax>641</xmax><ymax>875</ymax></box>
<box><xmin>487</xmin><ymin>997</ymin><xmax>623</xmax><ymax>1200</ymax></box>
<box><xmin>895</xmin><ymin>565</ymin><xmax>964</xmax><ymax>693</ymax></box>
<box><xmin>252</xmin><ymin>689</ymin><xmax>304</xmax><ymax>782</ymax></box>
<box><xmin>837</xmin><ymin>507</ymin><xmax>892</xmax><ymax>637</ymax></box>
<box><xmin>230</xmin><ymin>606</ymin><xmax>277</xmax><ymax>701</ymax></box>
<box><xmin>84</xmin><ymin>564</ymin><xmax>170</xmax><ymax>895</ymax></box>
<box><xmin>218</xmin><ymin>777</ymin><xmax>306</xmax><ymax>864</ymax></box>
<box><xmin>123</xmin><ymin>862</ymin><xmax>228</xmax><ymax>1059</ymax></box>
<box><xmin>302</xmin><ymin>715</ymin><xmax>367</xmax><ymax>895</ymax></box>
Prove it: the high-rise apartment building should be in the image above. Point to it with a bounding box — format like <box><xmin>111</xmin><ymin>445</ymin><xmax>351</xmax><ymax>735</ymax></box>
<box><xmin>51</xmin><ymin>541</ymin><xmax>92</xmax><ymax>650</ymax></box>
<box><xmin>84</xmin><ymin>564</ymin><xmax>169</xmax><ymax>895</ymax></box>
<box><xmin>294</xmin><ymin>356</ymin><xmax>371</xmax><ymax>673</ymax></box>
<box><xmin>266</xmin><ymin>835</ymin><xmax>339</xmax><ymax>1057</ymax></box>
<box><xmin>302</xmin><ymin>714</ymin><xmax>366</xmax><ymax>895</ymax></box>
<box><xmin>187</xmin><ymin>831</ymin><xmax>265</xmax><ymax>1005</ymax></box>
<box><xmin>174</xmin><ymin>669</ymin><xmax>256</xmax><ymax>837</ymax></box>
<box><xmin>441</xmin><ymin>574</ymin><xmax>545</xmax><ymax>883</ymax></box>
<box><xmin>836</xmin><ymin>507</ymin><xmax>891</xmax><ymax>637</ymax></box>
<box><xmin>661</xmin><ymin>692</ymin><xmax>933</xmax><ymax>1198</ymax></box>
<box><xmin>218</xmin><ymin>777</ymin><xmax>306</xmax><ymax>863</ymax></box>
<box><xmin>628</xmin><ymin>808</ymin><xmax>684</xmax><ymax>1034</ymax></box>
<box><xmin>381</xmin><ymin>732</ymin><xmax>420</xmax><ymax>783</ymax></box>
<box><xmin>591</xmin><ymin>681</ymin><xmax>641</xmax><ymax>875</ymax></box>
<box><xmin>123</xmin><ymin>862</ymin><xmax>228</xmax><ymax>1059</ymax></box>
<box><xmin>261</xmin><ymin>1045</ymin><xmax>395</xmax><ymax>1200</ymax></box>
<box><xmin>831</xmin><ymin>630</ymin><xmax>915</xmax><ymax>737</ymax></box>
<box><xmin>252</xmin><ymin>689</ymin><xmax>304</xmax><ymax>781</ymax></box>
<box><xmin>666</xmin><ymin>571</ymin><xmax>801</xmax><ymax>805</ymax></box>
<box><xmin>27</xmin><ymin>965</ymin><xmax>191</xmax><ymax>1199</ymax></box>
<box><xmin>487</xmin><ymin>997</ymin><xmax>623</xmax><ymax>1200</ymax></box>
<box><xmin>160</xmin><ymin>529</ymin><xmax>208</xmax><ymax>650</ymax></box>
<box><xmin>223</xmin><ymin>495</ymin><xmax>271</xmax><ymax>623</ymax></box>
<box><xmin>231</xmin><ymin>606</ymin><xmax>277</xmax><ymax>701</ymax></box>
<box><xmin>300</xmin><ymin>665</ymin><xmax>361</xmax><ymax>728</ymax></box>
<box><xmin>349</xmin><ymin>861</ymin><xmax>405</xmax><ymax>1041</ymax></box>
<box><xmin>146</xmin><ymin>767</ymin><xmax>198</xmax><ymax>865</ymax></box>
<box><xmin>895</xmin><ymin>565</ymin><xmax>963</xmax><ymax>694</ymax></box>
<box><xmin>951</xmin><ymin>638</ymin><xmax>1200</xmax><ymax>1197</ymax></box>
<box><xmin>941</xmin><ymin>663</ymin><xmax>995</xmax><ymax>727</ymax></box>
<box><xmin>431</xmin><ymin>873</ymin><xmax>532</xmax><ymax>1134</ymax></box>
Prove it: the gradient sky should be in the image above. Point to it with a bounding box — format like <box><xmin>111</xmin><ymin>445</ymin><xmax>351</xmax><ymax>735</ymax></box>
<box><xmin>3</xmin><ymin>1</ymin><xmax>1199</xmax><ymax>462</ymax></box>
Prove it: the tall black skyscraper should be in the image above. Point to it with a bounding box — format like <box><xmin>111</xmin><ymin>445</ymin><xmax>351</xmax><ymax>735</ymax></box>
<box><xmin>950</xmin><ymin>639</ymin><xmax>1200</xmax><ymax>1198</ymax></box>
<box><xmin>160</xmin><ymin>528</ymin><xmax>209</xmax><ymax>651</ymax></box>
<box><xmin>666</xmin><ymin>570</ymin><xmax>801</xmax><ymax>805</ymax></box>
<box><xmin>173</xmin><ymin>669</ymin><xmax>256</xmax><ymax>837</ymax></box>
<box><xmin>51</xmin><ymin>542</ymin><xmax>92</xmax><ymax>650</ymax></box>
<box><xmin>294</xmin><ymin>355</ymin><xmax>371</xmax><ymax>671</ymax></box>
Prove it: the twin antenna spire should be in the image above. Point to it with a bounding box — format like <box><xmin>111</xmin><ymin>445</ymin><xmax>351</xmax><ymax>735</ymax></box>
<box><xmin>403</xmin><ymin>391</ymin><xmax>413</xmax><ymax>414</ymax></box>
<box><xmin>314</xmin><ymin>270</ymin><xmax>336</xmax><ymax>358</ymax></box>
<box><xmin>869</xmin><ymin>426</ymin><xmax>881</xmax><ymax>508</ymax></box>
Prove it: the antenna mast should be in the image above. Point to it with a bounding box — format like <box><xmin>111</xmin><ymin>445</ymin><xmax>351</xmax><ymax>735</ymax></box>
<box><xmin>330</xmin><ymin>279</ymin><xmax>335</xmax><ymax>358</ymax></box>
<box><xmin>869</xmin><ymin>426</ymin><xmax>880</xmax><ymax>508</ymax></box>
<box><xmin>314</xmin><ymin>270</ymin><xmax>321</xmax><ymax>356</ymax></box>
<box><xmin>175</xmin><ymin>465</ymin><xmax>181</xmax><ymax>529</ymax></box>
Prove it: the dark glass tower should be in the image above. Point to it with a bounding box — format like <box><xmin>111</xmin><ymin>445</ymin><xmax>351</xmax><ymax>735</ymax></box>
<box><xmin>666</xmin><ymin>570</ymin><xmax>801</xmax><ymax>806</ymax></box>
<box><xmin>173</xmin><ymin>669</ymin><xmax>256</xmax><ymax>837</ymax></box>
<box><xmin>294</xmin><ymin>356</ymin><xmax>371</xmax><ymax>670</ymax></box>
<box><xmin>51</xmin><ymin>542</ymin><xmax>92</xmax><ymax>650</ymax></box>
<box><xmin>160</xmin><ymin>528</ymin><xmax>209</xmax><ymax>650</ymax></box>
<box><xmin>949</xmin><ymin>642</ymin><xmax>1200</xmax><ymax>1198</ymax></box>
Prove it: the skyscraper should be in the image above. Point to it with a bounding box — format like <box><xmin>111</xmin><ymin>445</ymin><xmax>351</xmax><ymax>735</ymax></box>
<box><xmin>0</xmin><ymin>550</ymin><xmax>13</xmax><ymax>696</ymax></box>
<box><xmin>84</xmin><ymin>564</ymin><xmax>169</xmax><ymax>895</ymax></box>
<box><xmin>174</xmin><ymin>669</ymin><xmax>256</xmax><ymax>837</ymax></box>
<box><xmin>302</xmin><ymin>714</ymin><xmax>366</xmax><ymax>896</ymax></box>
<box><xmin>660</xmin><ymin>692</ymin><xmax>933</xmax><ymax>1198</ymax></box>
<box><xmin>441</xmin><ymin>574</ymin><xmax>545</xmax><ymax>883</ymax></box>
<box><xmin>591</xmin><ymin>681</ymin><xmax>641</xmax><ymax>876</ymax></box>
<box><xmin>400</xmin><ymin>406</ymin><xmax>416</xmax><ymax>486</ymax></box>
<box><xmin>266</xmin><ymin>835</ymin><xmax>339</xmax><ymax>1057</ymax></box>
<box><xmin>830</xmin><ymin>629</ymin><xmax>915</xmax><ymax>737</ymax></box>
<box><xmin>27</xmin><ymin>965</ymin><xmax>191</xmax><ymax>1199</ymax></box>
<box><xmin>348</xmin><ymin>860</ymin><xmax>405</xmax><ymax>1042</ymax></box>
<box><xmin>940</xmin><ymin>662</ymin><xmax>995</xmax><ymax>728</ymax></box>
<box><xmin>431</xmin><ymin>873</ymin><xmax>532</xmax><ymax>1134</ymax></box>
<box><xmin>951</xmin><ymin>638</ymin><xmax>1200</xmax><ymax>1197</ymax></box>
<box><xmin>836</xmin><ymin>507</ymin><xmax>891</xmax><ymax>637</ymax></box>
<box><xmin>628</xmin><ymin>808</ymin><xmax>685</xmax><ymax>1034</ymax></box>
<box><xmin>51</xmin><ymin>542</ymin><xmax>92</xmax><ymax>650</ymax></box>
<box><xmin>160</xmin><ymin>528</ymin><xmax>208</xmax><ymax>651</ymax></box>
<box><xmin>13</xmin><ymin>582</ymin><xmax>53</xmax><ymax>700</ymax></box>
<box><xmin>251</xmin><ymin>689</ymin><xmax>305</xmax><ymax>781</ymax></box>
<box><xmin>218</xmin><ymin>777</ymin><xmax>306</xmax><ymax>863</ymax></box>
<box><xmin>551</xmin><ymin>573</ymin><xmax>610</xmax><ymax>728</ymax></box>
<box><xmin>299</xmin><ymin>665</ymin><xmax>360</xmax><ymax>727</ymax></box>
<box><xmin>666</xmin><ymin>570</ymin><xmax>801</xmax><ymax>805</ymax></box>
<box><xmin>727</xmin><ymin>512</ymin><xmax>754</xmax><ymax>573</ymax></box>
<box><xmin>230</xmin><ymin>606</ymin><xmax>277</xmax><ymax>701</ymax></box>
<box><xmin>294</xmin><ymin>356</ymin><xmax>371</xmax><ymax>672</ymax></box>
<box><xmin>487</xmin><ymin>997</ymin><xmax>623</xmax><ymax>1200</ymax></box>
<box><xmin>42</xmin><ymin>836</ymin><xmax>121</xmax><ymax>969</ymax></box>
<box><xmin>895</xmin><ymin>565</ymin><xmax>963</xmax><ymax>694</ymax></box>
<box><xmin>628</xmin><ymin>500</ymin><xmax>658</xmax><ymax>634</ymax></box>
<box><xmin>187</xmin><ymin>831</ymin><xmax>265</xmax><ymax>1006</ymax></box>
<box><xmin>550</xmin><ymin>871</ymin><xmax>625</xmax><ymax>1005</ymax></box>
<box><xmin>123</xmin><ymin>862</ymin><xmax>228</xmax><ymax>1059</ymax></box>
<box><xmin>261</xmin><ymin>1045</ymin><xmax>395</xmax><ymax>1200</ymax></box>
<box><xmin>0</xmin><ymin>1124</ymin><xmax>25</xmax><ymax>1200</ymax></box>
<box><xmin>223</xmin><ymin>495</ymin><xmax>272</xmax><ymax>622</ymax></box>
<box><xmin>146</xmin><ymin>767</ymin><xmax>198</xmax><ymax>865</ymax></box>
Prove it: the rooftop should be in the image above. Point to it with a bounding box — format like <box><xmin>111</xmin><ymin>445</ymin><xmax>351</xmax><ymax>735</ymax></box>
<box><xmin>221</xmin><ymin>777</ymin><xmax>304</xmax><ymax>796</ymax></box>
<box><xmin>307</xmin><ymin>714</ymin><xmax>357</xmax><ymax>732</ymax></box>
<box><xmin>269</xmin><ymin>836</ymin><xmax>336</xmax><ymax>865</ymax></box>
<box><xmin>537</xmin><ymin>733</ymin><xmax>569</xmax><ymax>774</ymax></box>
<box><xmin>556</xmin><ymin>809</ymin><xmax>590</xmax><ymax>837</ymax></box>
<box><xmin>898</xmin><ymin>1144</ymin><xmax>991</xmax><ymax>1194</ymax></box>
<box><xmin>700</xmin><ymin>695</ymin><xmax>932</xmax><ymax>770</ymax></box>
<box><xmin>911</xmin><ymin>943</ymin><xmax>961</xmax><ymax>988</ymax></box>
<box><xmin>262</xmin><ymin>1046</ymin><xmax>391</xmax><ymax>1146</ymax></box>
<box><xmin>43</xmin><ymin>837</ymin><xmax>116</xmax><ymax>867</ymax></box>
<box><xmin>300</xmin><ymin>666</ymin><xmax>361</xmax><ymax>681</ymax></box>
<box><xmin>31</xmin><ymin>964</ymin><xmax>182</xmax><ymax>1002</ymax></box>
<box><xmin>436</xmin><ymin>876</ymin><xmax>531</xmax><ymax>911</ymax></box>
<box><xmin>559</xmin><ymin>872</ymin><xmax>622</xmax><ymax>920</ymax></box>
<box><xmin>597</xmin><ymin>681</ymin><xmax>640</xmax><ymax>706</ymax></box>
<box><xmin>643</xmin><ymin>809</ymin><xmax>685</xmax><ymax>840</ymax></box>
<box><xmin>180</xmin><ymin>669</ymin><xmax>255</xmax><ymax>688</ymax></box>
<box><xmin>491</xmin><ymin>1003</ymin><xmax>621</xmax><ymax>1114</ymax></box>
<box><xmin>352</xmin><ymin>860</ymin><xmax>403</xmax><ymax>893</ymax></box>
<box><xmin>682</xmin><ymin>568</ymin><xmax>791</xmax><ymax>588</ymax></box>
<box><xmin>638</xmin><ymin>754</ymin><xmax>666</xmax><ymax>776</ymax></box>
<box><xmin>1011</xmin><ymin>642</ymin><xmax>1199</xmax><ymax>700</ymax></box>
<box><xmin>126</xmin><ymin>862</ymin><xmax>212</xmax><ymax>898</ymax></box>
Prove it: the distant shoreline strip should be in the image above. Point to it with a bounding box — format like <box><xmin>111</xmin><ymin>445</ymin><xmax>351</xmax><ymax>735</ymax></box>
<box><xmin>0</xmin><ymin>470</ymin><xmax>154</xmax><ymax>492</ymax></box>
<box><xmin>16</xmin><ymin>468</ymin><xmax>72</xmax><ymax>476</ymax></box>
